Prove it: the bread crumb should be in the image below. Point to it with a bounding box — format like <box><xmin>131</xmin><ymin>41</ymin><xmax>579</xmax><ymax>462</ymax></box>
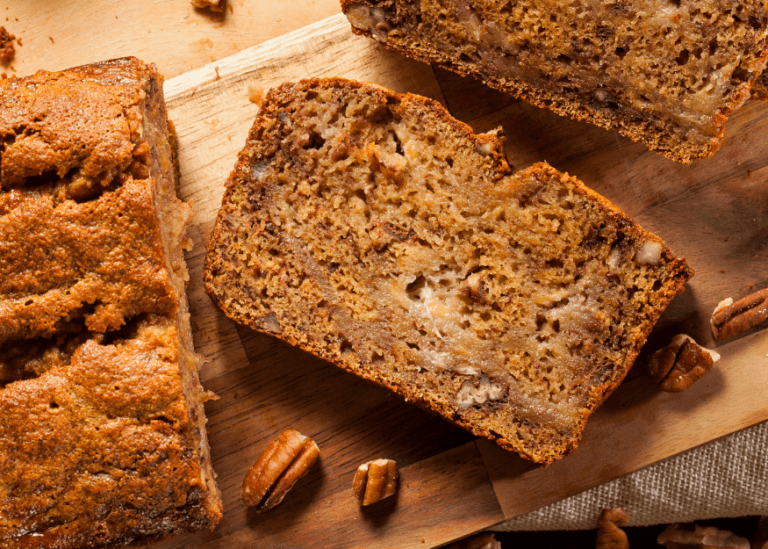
<box><xmin>214</xmin><ymin>66</ymin><xmax>220</xmax><ymax>81</ymax></box>
<box><xmin>191</xmin><ymin>0</ymin><xmax>226</xmax><ymax>12</ymax></box>
<box><xmin>49</xmin><ymin>36</ymin><xmax>54</xmax><ymax>44</ymax></box>
<box><xmin>0</xmin><ymin>26</ymin><xmax>15</xmax><ymax>64</ymax></box>
<box><xmin>199</xmin><ymin>38</ymin><xmax>213</xmax><ymax>48</ymax></box>
<box><xmin>247</xmin><ymin>85</ymin><xmax>264</xmax><ymax>106</ymax></box>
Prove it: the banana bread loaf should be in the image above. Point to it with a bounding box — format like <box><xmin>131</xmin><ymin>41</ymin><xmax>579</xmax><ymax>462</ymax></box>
<box><xmin>0</xmin><ymin>58</ymin><xmax>222</xmax><ymax>548</ymax></box>
<box><xmin>341</xmin><ymin>0</ymin><xmax>768</xmax><ymax>164</ymax></box>
<box><xmin>204</xmin><ymin>78</ymin><xmax>693</xmax><ymax>464</ymax></box>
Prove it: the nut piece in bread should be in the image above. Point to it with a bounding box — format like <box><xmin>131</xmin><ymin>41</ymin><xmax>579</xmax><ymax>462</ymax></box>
<box><xmin>204</xmin><ymin>78</ymin><xmax>693</xmax><ymax>464</ymax></box>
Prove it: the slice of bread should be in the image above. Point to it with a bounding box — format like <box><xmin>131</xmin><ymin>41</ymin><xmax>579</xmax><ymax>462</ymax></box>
<box><xmin>341</xmin><ymin>1</ymin><xmax>768</xmax><ymax>163</ymax></box>
<box><xmin>204</xmin><ymin>78</ymin><xmax>693</xmax><ymax>463</ymax></box>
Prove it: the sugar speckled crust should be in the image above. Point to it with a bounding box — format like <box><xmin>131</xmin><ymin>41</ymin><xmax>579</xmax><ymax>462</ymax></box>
<box><xmin>204</xmin><ymin>78</ymin><xmax>693</xmax><ymax>463</ymax></box>
<box><xmin>0</xmin><ymin>58</ymin><xmax>222</xmax><ymax>547</ymax></box>
<box><xmin>340</xmin><ymin>0</ymin><xmax>768</xmax><ymax>164</ymax></box>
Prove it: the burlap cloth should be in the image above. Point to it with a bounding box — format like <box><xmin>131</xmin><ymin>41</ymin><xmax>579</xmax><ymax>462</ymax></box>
<box><xmin>495</xmin><ymin>420</ymin><xmax>768</xmax><ymax>531</ymax></box>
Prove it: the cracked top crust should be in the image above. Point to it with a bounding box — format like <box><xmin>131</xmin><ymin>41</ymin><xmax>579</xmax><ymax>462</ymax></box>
<box><xmin>0</xmin><ymin>58</ymin><xmax>222</xmax><ymax>548</ymax></box>
<box><xmin>1</xmin><ymin>58</ymin><xmax>148</xmax><ymax>188</ymax></box>
<box><xmin>0</xmin><ymin>59</ymin><xmax>177</xmax><ymax>345</ymax></box>
<box><xmin>0</xmin><ymin>317</ymin><xmax>211</xmax><ymax>548</ymax></box>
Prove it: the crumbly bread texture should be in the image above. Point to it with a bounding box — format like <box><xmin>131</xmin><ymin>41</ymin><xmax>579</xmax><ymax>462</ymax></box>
<box><xmin>341</xmin><ymin>0</ymin><xmax>768</xmax><ymax>164</ymax></box>
<box><xmin>204</xmin><ymin>78</ymin><xmax>693</xmax><ymax>463</ymax></box>
<box><xmin>752</xmin><ymin>70</ymin><xmax>768</xmax><ymax>98</ymax></box>
<box><xmin>0</xmin><ymin>58</ymin><xmax>222</xmax><ymax>547</ymax></box>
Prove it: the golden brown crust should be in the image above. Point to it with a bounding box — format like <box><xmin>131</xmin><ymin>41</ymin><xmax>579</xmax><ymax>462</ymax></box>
<box><xmin>0</xmin><ymin>318</ymin><xmax>214</xmax><ymax>549</ymax></box>
<box><xmin>205</xmin><ymin>78</ymin><xmax>692</xmax><ymax>463</ymax></box>
<box><xmin>0</xmin><ymin>58</ymin><xmax>221</xmax><ymax>547</ymax></box>
<box><xmin>341</xmin><ymin>0</ymin><xmax>768</xmax><ymax>164</ymax></box>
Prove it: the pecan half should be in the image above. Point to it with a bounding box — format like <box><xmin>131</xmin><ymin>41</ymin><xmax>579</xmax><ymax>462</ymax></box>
<box><xmin>352</xmin><ymin>458</ymin><xmax>398</xmax><ymax>506</ymax></box>
<box><xmin>596</xmin><ymin>508</ymin><xmax>629</xmax><ymax>549</ymax></box>
<box><xmin>657</xmin><ymin>523</ymin><xmax>750</xmax><ymax>548</ymax></box>
<box><xmin>647</xmin><ymin>334</ymin><xmax>720</xmax><ymax>393</ymax></box>
<box><xmin>711</xmin><ymin>289</ymin><xmax>768</xmax><ymax>340</ymax></box>
<box><xmin>242</xmin><ymin>429</ymin><xmax>320</xmax><ymax>512</ymax></box>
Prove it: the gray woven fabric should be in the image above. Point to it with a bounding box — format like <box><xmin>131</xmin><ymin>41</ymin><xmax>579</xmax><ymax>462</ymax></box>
<box><xmin>495</xmin><ymin>420</ymin><xmax>768</xmax><ymax>531</ymax></box>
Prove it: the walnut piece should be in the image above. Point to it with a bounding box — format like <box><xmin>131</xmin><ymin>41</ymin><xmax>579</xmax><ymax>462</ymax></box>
<box><xmin>595</xmin><ymin>508</ymin><xmax>629</xmax><ymax>549</ymax></box>
<box><xmin>657</xmin><ymin>523</ymin><xmax>750</xmax><ymax>548</ymax></box>
<box><xmin>190</xmin><ymin>0</ymin><xmax>226</xmax><ymax>12</ymax></box>
<box><xmin>242</xmin><ymin>429</ymin><xmax>320</xmax><ymax>512</ymax></box>
<box><xmin>710</xmin><ymin>288</ymin><xmax>768</xmax><ymax>340</ymax></box>
<box><xmin>345</xmin><ymin>4</ymin><xmax>393</xmax><ymax>43</ymax></box>
<box><xmin>352</xmin><ymin>458</ymin><xmax>398</xmax><ymax>506</ymax></box>
<box><xmin>647</xmin><ymin>334</ymin><xmax>720</xmax><ymax>393</ymax></box>
<box><xmin>444</xmin><ymin>532</ymin><xmax>502</xmax><ymax>549</ymax></box>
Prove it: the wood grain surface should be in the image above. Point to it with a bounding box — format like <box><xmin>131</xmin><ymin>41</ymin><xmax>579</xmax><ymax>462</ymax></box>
<box><xmin>5</xmin><ymin>1</ymin><xmax>768</xmax><ymax>548</ymax></box>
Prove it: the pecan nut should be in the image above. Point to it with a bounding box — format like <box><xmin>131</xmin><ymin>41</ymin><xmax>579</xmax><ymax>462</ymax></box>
<box><xmin>242</xmin><ymin>429</ymin><xmax>320</xmax><ymax>512</ymax></box>
<box><xmin>596</xmin><ymin>508</ymin><xmax>629</xmax><ymax>549</ymax></box>
<box><xmin>459</xmin><ymin>272</ymin><xmax>487</xmax><ymax>302</ymax></box>
<box><xmin>657</xmin><ymin>523</ymin><xmax>750</xmax><ymax>548</ymax></box>
<box><xmin>647</xmin><ymin>334</ymin><xmax>720</xmax><ymax>393</ymax></box>
<box><xmin>352</xmin><ymin>458</ymin><xmax>398</xmax><ymax>506</ymax></box>
<box><xmin>711</xmin><ymin>288</ymin><xmax>768</xmax><ymax>340</ymax></box>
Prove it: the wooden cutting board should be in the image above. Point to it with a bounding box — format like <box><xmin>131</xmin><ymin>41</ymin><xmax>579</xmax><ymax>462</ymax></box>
<box><xmin>6</xmin><ymin>5</ymin><xmax>768</xmax><ymax>548</ymax></box>
<box><xmin>150</xmin><ymin>13</ymin><xmax>768</xmax><ymax>549</ymax></box>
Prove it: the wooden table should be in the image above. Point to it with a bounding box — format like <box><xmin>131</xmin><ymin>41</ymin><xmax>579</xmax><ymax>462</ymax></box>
<box><xmin>5</xmin><ymin>2</ymin><xmax>768</xmax><ymax>548</ymax></box>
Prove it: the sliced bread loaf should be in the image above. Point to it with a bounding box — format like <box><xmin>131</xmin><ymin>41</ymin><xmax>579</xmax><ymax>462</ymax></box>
<box><xmin>341</xmin><ymin>0</ymin><xmax>768</xmax><ymax>163</ymax></box>
<box><xmin>204</xmin><ymin>78</ymin><xmax>693</xmax><ymax>463</ymax></box>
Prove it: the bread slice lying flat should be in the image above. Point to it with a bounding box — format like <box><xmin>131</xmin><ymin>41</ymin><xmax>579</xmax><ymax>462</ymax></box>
<box><xmin>204</xmin><ymin>78</ymin><xmax>693</xmax><ymax>463</ymax></box>
<box><xmin>341</xmin><ymin>0</ymin><xmax>768</xmax><ymax>163</ymax></box>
